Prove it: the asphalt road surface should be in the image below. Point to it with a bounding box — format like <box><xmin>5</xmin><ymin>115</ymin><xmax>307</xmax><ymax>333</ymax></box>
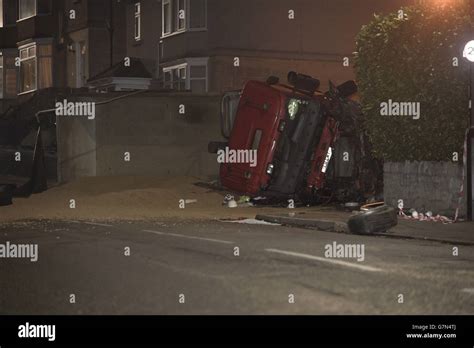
<box><xmin>1</xmin><ymin>219</ymin><xmax>473</xmax><ymax>315</ymax></box>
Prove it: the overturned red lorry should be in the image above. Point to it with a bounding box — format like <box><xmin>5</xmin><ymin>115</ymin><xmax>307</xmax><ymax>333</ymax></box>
<box><xmin>209</xmin><ymin>71</ymin><xmax>380</xmax><ymax>204</ymax></box>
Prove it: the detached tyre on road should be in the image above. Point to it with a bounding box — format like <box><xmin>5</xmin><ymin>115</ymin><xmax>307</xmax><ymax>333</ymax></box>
<box><xmin>348</xmin><ymin>204</ymin><xmax>398</xmax><ymax>235</ymax></box>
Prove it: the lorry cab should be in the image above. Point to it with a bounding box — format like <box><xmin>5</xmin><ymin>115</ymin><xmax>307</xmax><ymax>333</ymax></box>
<box><xmin>219</xmin><ymin>79</ymin><xmax>288</xmax><ymax>195</ymax></box>
<box><xmin>216</xmin><ymin>72</ymin><xmax>352</xmax><ymax>200</ymax></box>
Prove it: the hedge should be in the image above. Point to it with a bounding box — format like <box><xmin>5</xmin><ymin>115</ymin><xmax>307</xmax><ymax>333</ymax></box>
<box><xmin>354</xmin><ymin>3</ymin><xmax>471</xmax><ymax>162</ymax></box>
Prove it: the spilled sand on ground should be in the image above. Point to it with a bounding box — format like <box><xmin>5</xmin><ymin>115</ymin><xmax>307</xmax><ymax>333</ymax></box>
<box><xmin>0</xmin><ymin>176</ymin><xmax>339</xmax><ymax>223</ymax></box>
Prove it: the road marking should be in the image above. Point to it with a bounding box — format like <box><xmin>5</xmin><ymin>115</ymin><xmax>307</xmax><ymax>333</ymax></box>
<box><xmin>65</xmin><ymin>220</ymin><xmax>82</xmax><ymax>224</ymax></box>
<box><xmin>220</xmin><ymin>218</ymin><xmax>281</xmax><ymax>226</ymax></box>
<box><xmin>65</xmin><ymin>220</ymin><xmax>113</xmax><ymax>228</ymax></box>
<box><xmin>265</xmin><ymin>248</ymin><xmax>383</xmax><ymax>272</ymax></box>
<box><xmin>84</xmin><ymin>222</ymin><xmax>113</xmax><ymax>228</ymax></box>
<box><xmin>461</xmin><ymin>288</ymin><xmax>474</xmax><ymax>294</ymax></box>
<box><xmin>143</xmin><ymin>230</ymin><xmax>234</xmax><ymax>245</ymax></box>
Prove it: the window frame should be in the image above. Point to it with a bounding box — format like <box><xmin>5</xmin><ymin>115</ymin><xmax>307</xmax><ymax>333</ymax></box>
<box><xmin>17</xmin><ymin>0</ymin><xmax>37</xmax><ymax>22</ymax></box>
<box><xmin>0</xmin><ymin>0</ymin><xmax>3</xmax><ymax>28</ymax></box>
<box><xmin>176</xmin><ymin>0</ymin><xmax>185</xmax><ymax>32</ymax></box>
<box><xmin>163</xmin><ymin>70</ymin><xmax>172</xmax><ymax>89</ymax></box>
<box><xmin>18</xmin><ymin>43</ymin><xmax>37</xmax><ymax>94</ymax></box>
<box><xmin>161</xmin><ymin>0</ymin><xmax>207</xmax><ymax>38</ymax></box>
<box><xmin>189</xmin><ymin>64</ymin><xmax>207</xmax><ymax>93</ymax></box>
<box><xmin>162</xmin><ymin>57</ymin><xmax>208</xmax><ymax>93</ymax></box>
<box><xmin>134</xmin><ymin>2</ymin><xmax>141</xmax><ymax>41</ymax></box>
<box><xmin>163</xmin><ymin>62</ymin><xmax>187</xmax><ymax>91</ymax></box>
<box><xmin>162</xmin><ymin>0</ymin><xmax>172</xmax><ymax>37</ymax></box>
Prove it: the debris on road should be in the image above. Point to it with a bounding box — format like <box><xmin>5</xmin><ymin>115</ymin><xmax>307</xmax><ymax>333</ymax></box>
<box><xmin>220</xmin><ymin>218</ymin><xmax>281</xmax><ymax>226</ymax></box>
<box><xmin>222</xmin><ymin>194</ymin><xmax>235</xmax><ymax>206</ymax></box>
<box><xmin>222</xmin><ymin>194</ymin><xmax>254</xmax><ymax>208</ymax></box>
<box><xmin>398</xmin><ymin>208</ymin><xmax>456</xmax><ymax>224</ymax></box>
<box><xmin>237</xmin><ymin>195</ymin><xmax>251</xmax><ymax>204</ymax></box>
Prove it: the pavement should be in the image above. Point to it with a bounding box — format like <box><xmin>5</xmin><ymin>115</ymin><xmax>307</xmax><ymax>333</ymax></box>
<box><xmin>256</xmin><ymin>210</ymin><xmax>474</xmax><ymax>245</ymax></box>
<box><xmin>1</xmin><ymin>218</ymin><xmax>473</xmax><ymax>315</ymax></box>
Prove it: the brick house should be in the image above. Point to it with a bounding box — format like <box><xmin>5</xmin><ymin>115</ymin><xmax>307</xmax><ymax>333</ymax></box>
<box><xmin>115</xmin><ymin>0</ymin><xmax>417</xmax><ymax>93</ymax></box>
<box><xmin>0</xmin><ymin>0</ymin><xmax>417</xmax><ymax>107</ymax></box>
<box><xmin>155</xmin><ymin>0</ymin><xmax>416</xmax><ymax>93</ymax></box>
<box><xmin>0</xmin><ymin>0</ymin><xmax>126</xmax><ymax>113</ymax></box>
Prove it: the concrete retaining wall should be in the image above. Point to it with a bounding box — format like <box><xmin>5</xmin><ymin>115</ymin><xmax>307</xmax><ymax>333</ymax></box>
<box><xmin>384</xmin><ymin>161</ymin><xmax>466</xmax><ymax>217</ymax></box>
<box><xmin>57</xmin><ymin>113</ymin><xmax>97</xmax><ymax>183</ymax></box>
<box><xmin>57</xmin><ymin>92</ymin><xmax>223</xmax><ymax>182</ymax></box>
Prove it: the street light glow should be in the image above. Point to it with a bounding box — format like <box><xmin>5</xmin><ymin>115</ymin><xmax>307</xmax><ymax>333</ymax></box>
<box><xmin>464</xmin><ymin>40</ymin><xmax>474</xmax><ymax>62</ymax></box>
<box><xmin>422</xmin><ymin>0</ymin><xmax>464</xmax><ymax>9</ymax></box>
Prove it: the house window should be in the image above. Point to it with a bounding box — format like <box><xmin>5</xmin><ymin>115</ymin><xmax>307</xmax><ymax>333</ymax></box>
<box><xmin>176</xmin><ymin>66</ymin><xmax>186</xmax><ymax>90</ymax></box>
<box><xmin>38</xmin><ymin>43</ymin><xmax>52</xmax><ymax>89</ymax></box>
<box><xmin>19</xmin><ymin>45</ymin><xmax>37</xmax><ymax>93</ymax></box>
<box><xmin>0</xmin><ymin>55</ymin><xmax>4</xmax><ymax>98</ymax></box>
<box><xmin>162</xmin><ymin>0</ymin><xmax>206</xmax><ymax>37</ymax></box>
<box><xmin>0</xmin><ymin>0</ymin><xmax>3</xmax><ymax>27</ymax></box>
<box><xmin>163</xmin><ymin>59</ymin><xmax>208</xmax><ymax>93</ymax></box>
<box><xmin>163</xmin><ymin>64</ymin><xmax>186</xmax><ymax>91</ymax></box>
<box><xmin>189</xmin><ymin>64</ymin><xmax>207</xmax><ymax>93</ymax></box>
<box><xmin>163</xmin><ymin>70</ymin><xmax>172</xmax><ymax>89</ymax></box>
<box><xmin>163</xmin><ymin>0</ymin><xmax>171</xmax><ymax>35</ymax></box>
<box><xmin>177</xmin><ymin>0</ymin><xmax>185</xmax><ymax>31</ymax></box>
<box><xmin>18</xmin><ymin>0</ymin><xmax>36</xmax><ymax>20</ymax></box>
<box><xmin>134</xmin><ymin>2</ymin><xmax>141</xmax><ymax>41</ymax></box>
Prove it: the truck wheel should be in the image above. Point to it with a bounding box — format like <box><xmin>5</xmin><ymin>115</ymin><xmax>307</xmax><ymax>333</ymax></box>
<box><xmin>0</xmin><ymin>185</ymin><xmax>14</xmax><ymax>206</ymax></box>
<box><xmin>208</xmin><ymin>141</ymin><xmax>228</xmax><ymax>154</ymax></box>
<box><xmin>348</xmin><ymin>204</ymin><xmax>397</xmax><ymax>235</ymax></box>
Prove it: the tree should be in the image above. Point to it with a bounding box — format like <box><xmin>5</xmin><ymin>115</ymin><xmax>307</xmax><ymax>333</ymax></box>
<box><xmin>355</xmin><ymin>2</ymin><xmax>471</xmax><ymax>161</ymax></box>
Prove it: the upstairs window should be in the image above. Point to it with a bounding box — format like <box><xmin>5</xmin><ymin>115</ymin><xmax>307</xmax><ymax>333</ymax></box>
<box><xmin>0</xmin><ymin>1</ymin><xmax>3</xmax><ymax>27</ymax></box>
<box><xmin>162</xmin><ymin>0</ymin><xmax>171</xmax><ymax>35</ymax></box>
<box><xmin>134</xmin><ymin>2</ymin><xmax>141</xmax><ymax>41</ymax></box>
<box><xmin>19</xmin><ymin>45</ymin><xmax>37</xmax><ymax>93</ymax></box>
<box><xmin>18</xmin><ymin>0</ymin><xmax>36</xmax><ymax>20</ymax></box>
<box><xmin>162</xmin><ymin>0</ymin><xmax>206</xmax><ymax>37</ymax></box>
<box><xmin>176</xmin><ymin>0</ymin><xmax>185</xmax><ymax>31</ymax></box>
